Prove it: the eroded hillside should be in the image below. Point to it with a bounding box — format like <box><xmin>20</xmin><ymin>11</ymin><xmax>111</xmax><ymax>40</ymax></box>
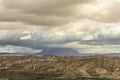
<box><xmin>0</xmin><ymin>56</ymin><xmax>120</xmax><ymax>79</ymax></box>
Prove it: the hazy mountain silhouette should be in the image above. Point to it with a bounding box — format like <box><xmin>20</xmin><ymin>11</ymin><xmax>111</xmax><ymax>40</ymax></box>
<box><xmin>36</xmin><ymin>48</ymin><xmax>81</xmax><ymax>56</ymax></box>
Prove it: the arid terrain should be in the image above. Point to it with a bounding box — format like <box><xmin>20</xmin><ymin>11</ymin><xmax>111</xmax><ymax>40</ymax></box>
<box><xmin>0</xmin><ymin>55</ymin><xmax>120</xmax><ymax>80</ymax></box>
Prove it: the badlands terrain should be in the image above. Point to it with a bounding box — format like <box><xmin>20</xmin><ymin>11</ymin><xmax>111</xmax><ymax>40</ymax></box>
<box><xmin>0</xmin><ymin>55</ymin><xmax>119</xmax><ymax>80</ymax></box>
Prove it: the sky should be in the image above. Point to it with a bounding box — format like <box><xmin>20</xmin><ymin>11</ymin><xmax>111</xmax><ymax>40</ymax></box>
<box><xmin>0</xmin><ymin>0</ymin><xmax>120</xmax><ymax>54</ymax></box>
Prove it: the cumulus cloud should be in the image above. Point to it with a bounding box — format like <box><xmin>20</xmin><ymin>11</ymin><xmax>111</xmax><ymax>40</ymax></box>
<box><xmin>0</xmin><ymin>0</ymin><xmax>120</xmax><ymax>28</ymax></box>
<box><xmin>0</xmin><ymin>0</ymin><xmax>95</xmax><ymax>28</ymax></box>
<box><xmin>0</xmin><ymin>0</ymin><xmax>120</xmax><ymax>29</ymax></box>
<box><xmin>0</xmin><ymin>0</ymin><xmax>120</xmax><ymax>53</ymax></box>
<box><xmin>0</xmin><ymin>25</ymin><xmax>120</xmax><ymax>53</ymax></box>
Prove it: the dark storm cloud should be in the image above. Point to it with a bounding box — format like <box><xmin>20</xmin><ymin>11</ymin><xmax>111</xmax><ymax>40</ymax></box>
<box><xmin>0</xmin><ymin>29</ymin><xmax>120</xmax><ymax>50</ymax></box>
<box><xmin>0</xmin><ymin>29</ymin><xmax>120</xmax><ymax>53</ymax></box>
<box><xmin>0</xmin><ymin>30</ymin><xmax>81</xmax><ymax>50</ymax></box>
<box><xmin>80</xmin><ymin>39</ymin><xmax>120</xmax><ymax>46</ymax></box>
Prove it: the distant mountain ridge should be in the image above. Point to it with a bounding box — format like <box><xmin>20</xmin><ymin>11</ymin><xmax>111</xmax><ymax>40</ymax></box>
<box><xmin>0</xmin><ymin>51</ymin><xmax>120</xmax><ymax>57</ymax></box>
<box><xmin>35</xmin><ymin>48</ymin><xmax>81</xmax><ymax>56</ymax></box>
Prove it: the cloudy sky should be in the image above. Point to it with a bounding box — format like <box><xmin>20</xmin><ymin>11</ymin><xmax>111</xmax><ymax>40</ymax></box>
<box><xmin>0</xmin><ymin>0</ymin><xmax>120</xmax><ymax>54</ymax></box>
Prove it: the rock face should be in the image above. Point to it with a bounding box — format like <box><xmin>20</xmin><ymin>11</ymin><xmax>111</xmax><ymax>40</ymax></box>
<box><xmin>37</xmin><ymin>48</ymin><xmax>80</xmax><ymax>56</ymax></box>
<box><xmin>0</xmin><ymin>56</ymin><xmax>120</xmax><ymax>79</ymax></box>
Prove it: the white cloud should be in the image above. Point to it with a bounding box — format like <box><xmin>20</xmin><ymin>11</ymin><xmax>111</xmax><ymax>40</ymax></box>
<box><xmin>0</xmin><ymin>45</ymin><xmax>41</xmax><ymax>54</ymax></box>
<box><xmin>20</xmin><ymin>31</ymin><xmax>32</xmax><ymax>40</ymax></box>
<box><xmin>0</xmin><ymin>45</ymin><xmax>15</xmax><ymax>53</ymax></box>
